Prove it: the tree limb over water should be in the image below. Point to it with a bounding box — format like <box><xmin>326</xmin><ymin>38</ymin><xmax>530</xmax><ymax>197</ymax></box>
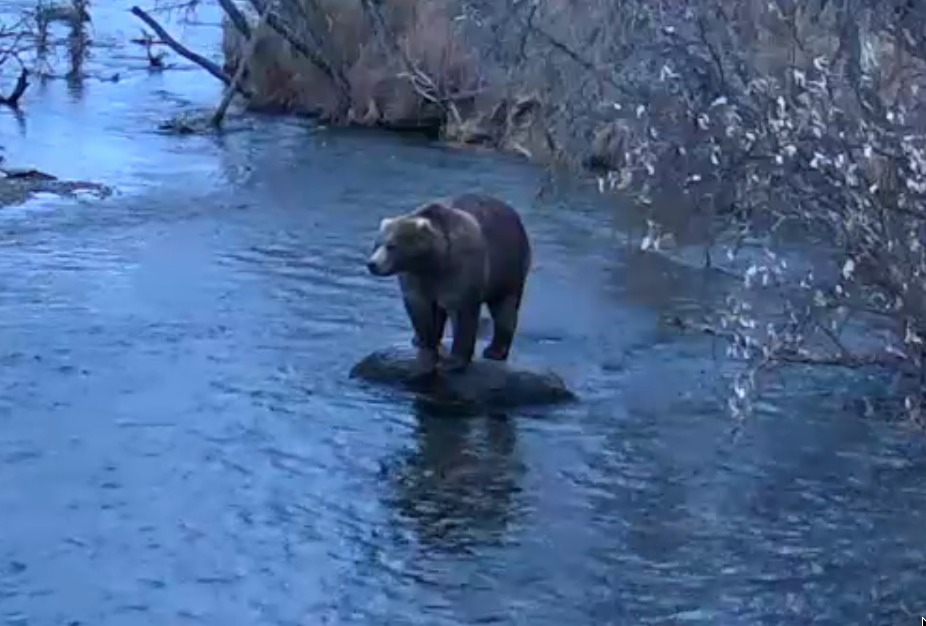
<box><xmin>216</xmin><ymin>0</ymin><xmax>251</xmax><ymax>40</ymax></box>
<box><xmin>130</xmin><ymin>5</ymin><xmax>251</xmax><ymax>98</ymax></box>
<box><xmin>211</xmin><ymin>1</ymin><xmax>271</xmax><ymax>127</ymax></box>
<box><xmin>0</xmin><ymin>68</ymin><xmax>28</xmax><ymax>108</ymax></box>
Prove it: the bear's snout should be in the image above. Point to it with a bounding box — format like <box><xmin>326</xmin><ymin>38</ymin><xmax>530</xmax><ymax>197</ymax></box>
<box><xmin>366</xmin><ymin>245</ymin><xmax>392</xmax><ymax>276</ymax></box>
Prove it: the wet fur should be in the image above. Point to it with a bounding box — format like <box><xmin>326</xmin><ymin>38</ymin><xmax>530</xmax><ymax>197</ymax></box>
<box><xmin>367</xmin><ymin>193</ymin><xmax>532</xmax><ymax>373</ymax></box>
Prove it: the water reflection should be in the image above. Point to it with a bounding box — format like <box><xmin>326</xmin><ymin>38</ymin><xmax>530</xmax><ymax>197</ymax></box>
<box><xmin>4</xmin><ymin>106</ymin><xmax>26</xmax><ymax>132</ymax></box>
<box><xmin>384</xmin><ymin>402</ymin><xmax>526</xmax><ymax>555</ymax></box>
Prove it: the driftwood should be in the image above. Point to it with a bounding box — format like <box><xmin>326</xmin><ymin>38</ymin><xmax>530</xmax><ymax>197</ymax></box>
<box><xmin>129</xmin><ymin>6</ymin><xmax>251</xmax><ymax>98</ymax></box>
<box><xmin>350</xmin><ymin>345</ymin><xmax>577</xmax><ymax>411</ymax></box>
<box><xmin>1</xmin><ymin>167</ymin><xmax>111</xmax><ymax>207</ymax></box>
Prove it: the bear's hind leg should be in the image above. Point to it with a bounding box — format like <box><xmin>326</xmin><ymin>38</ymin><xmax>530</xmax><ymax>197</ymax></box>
<box><xmin>483</xmin><ymin>292</ymin><xmax>522</xmax><ymax>361</ymax></box>
<box><xmin>444</xmin><ymin>302</ymin><xmax>481</xmax><ymax>372</ymax></box>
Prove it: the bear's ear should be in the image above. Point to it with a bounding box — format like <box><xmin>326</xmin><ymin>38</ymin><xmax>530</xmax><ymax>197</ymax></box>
<box><xmin>379</xmin><ymin>217</ymin><xmax>395</xmax><ymax>232</ymax></box>
<box><xmin>412</xmin><ymin>217</ymin><xmax>434</xmax><ymax>232</ymax></box>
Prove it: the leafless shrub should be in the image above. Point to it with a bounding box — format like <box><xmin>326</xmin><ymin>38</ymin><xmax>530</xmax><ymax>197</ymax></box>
<box><xmin>546</xmin><ymin>0</ymin><xmax>926</xmax><ymax>425</ymax></box>
<box><xmin>221</xmin><ymin>0</ymin><xmax>484</xmax><ymax>128</ymax></box>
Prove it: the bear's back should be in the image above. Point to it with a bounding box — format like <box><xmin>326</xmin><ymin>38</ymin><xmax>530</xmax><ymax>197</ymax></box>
<box><xmin>450</xmin><ymin>193</ymin><xmax>531</xmax><ymax>289</ymax></box>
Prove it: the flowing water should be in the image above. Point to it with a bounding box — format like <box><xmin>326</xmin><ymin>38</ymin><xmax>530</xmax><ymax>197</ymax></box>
<box><xmin>1</xmin><ymin>3</ymin><xmax>924</xmax><ymax>625</ymax></box>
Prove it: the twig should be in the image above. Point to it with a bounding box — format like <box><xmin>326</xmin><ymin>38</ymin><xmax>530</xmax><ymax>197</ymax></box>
<box><xmin>774</xmin><ymin>350</ymin><xmax>906</xmax><ymax>370</ymax></box>
<box><xmin>665</xmin><ymin>314</ymin><xmax>906</xmax><ymax>371</ymax></box>
<box><xmin>130</xmin><ymin>5</ymin><xmax>251</xmax><ymax>98</ymax></box>
<box><xmin>0</xmin><ymin>68</ymin><xmax>29</xmax><ymax>109</ymax></box>
<box><xmin>212</xmin><ymin>3</ymin><xmax>271</xmax><ymax>127</ymax></box>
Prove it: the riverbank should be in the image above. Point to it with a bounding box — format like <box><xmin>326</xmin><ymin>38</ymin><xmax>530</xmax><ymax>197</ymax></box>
<box><xmin>217</xmin><ymin>1</ymin><xmax>559</xmax><ymax>164</ymax></box>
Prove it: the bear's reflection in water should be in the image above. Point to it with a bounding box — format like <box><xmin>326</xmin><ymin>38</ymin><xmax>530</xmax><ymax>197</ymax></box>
<box><xmin>382</xmin><ymin>401</ymin><xmax>527</xmax><ymax>554</ymax></box>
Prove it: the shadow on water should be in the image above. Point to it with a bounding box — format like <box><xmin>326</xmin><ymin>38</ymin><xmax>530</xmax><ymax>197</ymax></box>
<box><xmin>1</xmin><ymin>2</ymin><xmax>925</xmax><ymax>625</ymax></box>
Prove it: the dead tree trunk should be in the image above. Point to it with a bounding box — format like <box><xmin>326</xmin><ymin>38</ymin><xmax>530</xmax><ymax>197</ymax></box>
<box><xmin>211</xmin><ymin>3</ymin><xmax>272</xmax><ymax>127</ymax></box>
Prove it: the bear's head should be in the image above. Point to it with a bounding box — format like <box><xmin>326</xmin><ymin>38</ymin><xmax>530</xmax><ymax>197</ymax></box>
<box><xmin>366</xmin><ymin>211</ymin><xmax>447</xmax><ymax>277</ymax></box>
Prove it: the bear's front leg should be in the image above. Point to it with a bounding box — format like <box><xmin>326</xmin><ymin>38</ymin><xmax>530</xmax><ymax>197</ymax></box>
<box><xmin>411</xmin><ymin>305</ymin><xmax>447</xmax><ymax>358</ymax></box>
<box><xmin>444</xmin><ymin>302</ymin><xmax>481</xmax><ymax>373</ymax></box>
<box><xmin>403</xmin><ymin>296</ymin><xmax>444</xmax><ymax>374</ymax></box>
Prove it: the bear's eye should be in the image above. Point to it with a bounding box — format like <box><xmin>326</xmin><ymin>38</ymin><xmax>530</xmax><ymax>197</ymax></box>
<box><xmin>385</xmin><ymin>242</ymin><xmax>396</xmax><ymax>251</ymax></box>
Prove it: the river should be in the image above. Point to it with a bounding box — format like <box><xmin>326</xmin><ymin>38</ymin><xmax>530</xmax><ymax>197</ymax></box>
<box><xmin>0</xmin><ymin>3</ymin><xmax>924</xmax><ymax>625</ymax></box>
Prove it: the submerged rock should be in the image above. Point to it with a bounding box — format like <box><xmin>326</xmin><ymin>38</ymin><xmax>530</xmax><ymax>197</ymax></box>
<box><xmin>156</xmin><ymin>110</ymin><xmax>258</xmax><ymax>136</ymax></box>
<box><xmin>350</xmin><ymin>345</ymin><xmax>577</xmax><ymax>411</ymax></box>
<box><xmin>157</xmin><ymin>112</ymin><xmax>212</xmax><ymax>135</ymax></box>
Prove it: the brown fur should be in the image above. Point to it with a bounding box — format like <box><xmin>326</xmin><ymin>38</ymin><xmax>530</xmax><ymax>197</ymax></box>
<box><xmin>366</xmin><ymin>193</ymin><xmax>532</xmax><ymax>373</ymax></box>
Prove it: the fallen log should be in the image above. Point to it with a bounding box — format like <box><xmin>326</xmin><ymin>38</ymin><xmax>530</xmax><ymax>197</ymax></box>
<box><xmin>350</xmin><ymin>345</ymin><xmax>577</xmax><ymax>411</ymax></box>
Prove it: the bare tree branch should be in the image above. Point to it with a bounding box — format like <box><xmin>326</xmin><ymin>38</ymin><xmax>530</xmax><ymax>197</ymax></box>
<box><xmin>0</xmin><ymin>67</ymin><xmax>29</xmax><ymax>108</ymax></box>
<box><xmin>130</xmin><ymin>5</ymin><xmax>251</xmax><ymax>97</ymax></box>
<box><xmin>217</xmin><ymin>0</ymin><xmax>251</xmax><ymax>39</ymax></box>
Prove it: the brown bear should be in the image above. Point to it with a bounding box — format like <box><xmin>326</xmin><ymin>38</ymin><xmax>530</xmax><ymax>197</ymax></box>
<box><xmin>366</xmin><ymin>193</ymin><xmax>532</xmax><ymax>374</ymax></box>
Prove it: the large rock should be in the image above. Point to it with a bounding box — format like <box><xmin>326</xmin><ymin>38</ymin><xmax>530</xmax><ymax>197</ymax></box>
<box><xmin>350</xmin><ymin>345</ymin><xmax>577</xmax><ymax>411</ymax></box>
